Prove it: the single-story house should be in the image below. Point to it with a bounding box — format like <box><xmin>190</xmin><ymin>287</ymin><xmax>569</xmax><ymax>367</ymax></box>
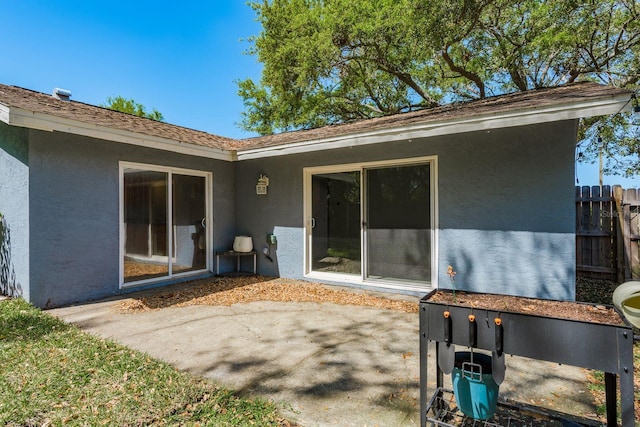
<box><xmin>0</xmin><ymin>82</ymin><xmax>632</xmax><ymax>308</ymax></box>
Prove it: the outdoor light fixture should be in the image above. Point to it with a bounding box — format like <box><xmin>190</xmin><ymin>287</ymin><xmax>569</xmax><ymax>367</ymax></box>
<box><xmin>256</xmin><ymin>174</ymin><xmax>269</xmax><ymax>195</ymax></box>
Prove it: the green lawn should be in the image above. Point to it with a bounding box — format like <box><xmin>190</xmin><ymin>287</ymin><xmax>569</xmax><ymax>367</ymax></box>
<box><xmin>0</xmin><ymin>298</ymin><xmax>291</xmax><ymax>426</ymax></box>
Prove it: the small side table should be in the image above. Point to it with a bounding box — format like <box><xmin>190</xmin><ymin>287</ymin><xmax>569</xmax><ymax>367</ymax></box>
<box><xmin>215</xmin><ymin>250</ymin><xmax>257</xmax><ymax>275</ymax></box>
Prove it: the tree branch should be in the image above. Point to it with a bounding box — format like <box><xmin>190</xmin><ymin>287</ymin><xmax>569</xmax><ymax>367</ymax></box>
<box><xmin>373</xmin><ymin>58</ymin><xmax>439</xmax><ymax>107</ymax></box>
<box><xmin>441</xmin><ymin>47</ymin><xmax>486</xmax><ymax>98</ymax></box>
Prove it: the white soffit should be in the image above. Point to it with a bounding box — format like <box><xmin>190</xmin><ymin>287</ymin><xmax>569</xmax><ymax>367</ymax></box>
<box><xmin>1</xmin><ymin>105</ymin><xmax>235</xmax><ymax>162</ymax></box>
<box><xmin>236</xmin><ymin>93</ymin><xmax>632</xmax><ymax>160</ymax></box>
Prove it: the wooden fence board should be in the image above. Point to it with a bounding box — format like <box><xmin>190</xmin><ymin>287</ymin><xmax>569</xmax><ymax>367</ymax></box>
<box><xmin>600</xmin><ymin>186</ymin><xmax>612</xmax><ymax>274</ymax></box>
<box><xmin>576</xmin><ymin>186</ymin><xmax>617</xmax><ymax>280</ymax></box>
<box><xmin>577</xmin><ymin>186</ymin><xmax>639</xmax><ymax>282</ymax></box>
<box><xmin>624</xmin><ymin>188</ymin><xmax>639</xmax><ymax>279</ymax></box>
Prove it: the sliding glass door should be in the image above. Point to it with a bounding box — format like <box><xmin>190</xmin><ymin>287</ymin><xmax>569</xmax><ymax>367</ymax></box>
<box><xmin>123</xmin><ymin>170</ymin><xmax>169</xmax><ymax>282</ymax></box>
<box><xmin>172</xmin><ymin>174</ymin><xmax>207</xmax><ymax>274</ymax></box>
<box><xmin>364</xmin><ymin>164</ymin><xmax>431</xmax><ymax>282</ymax></box>
<box><xmin>311</xmin><ymin>171</ymin><xmax>361</xmax><ymax>275</ymax></box>
<box><xmin>306</xmin><ymin>159</ymin><xmax>434</xmax><ymax>288</ymax></box>
<box><xmin>121</xmin><ymin>164</ymin><xmax>210</xmax><ymax>285</ymax></box>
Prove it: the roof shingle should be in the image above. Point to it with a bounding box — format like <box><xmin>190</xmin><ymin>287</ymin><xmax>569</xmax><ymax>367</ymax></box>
<box><xmin>0</xmin><ymin>84</ymin><xmax>242</xmax><ymax>151</ymax></box>
<box><xmin>0</xmin><ymin>82</ymin><xmax>631</xmax><ymax>155</ymax></box>
<box><xmin>239</xmin><ymin>82</ymin><xmax>632</xmax><ymax>151</ymax></box>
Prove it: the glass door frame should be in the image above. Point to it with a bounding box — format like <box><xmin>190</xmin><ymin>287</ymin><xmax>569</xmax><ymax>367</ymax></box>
<box><xmin>303</xmin><ymin>156</ymin><xmax>438</xmax><ymax>291</ymax></box>
<box><xmin>119</xmin><ymin>161</ymin><xmax>213</xmax><ymax>289</ymax></box>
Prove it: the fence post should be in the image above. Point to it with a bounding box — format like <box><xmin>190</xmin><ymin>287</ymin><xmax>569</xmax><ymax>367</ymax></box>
<box><xmin>614</xmin><ymin>185</ymin><xmax>629</xmax><ymax>281</ymax></box>
<box><xmin>623</xmin><ymin>189</ymin><xmax>639</xmax><ymax>280</ymax></box>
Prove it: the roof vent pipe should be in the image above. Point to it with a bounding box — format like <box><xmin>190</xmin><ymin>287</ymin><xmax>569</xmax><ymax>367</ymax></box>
<box><xmin>52</xmin><ymin>87</ymin><xmax>72</xmax><ymax>101</ymax></box>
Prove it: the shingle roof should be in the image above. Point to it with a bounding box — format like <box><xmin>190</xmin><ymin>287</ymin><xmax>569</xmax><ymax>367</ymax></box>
<box><xmin>0</xmin><ymin>82</ymin><xmax>632</xmax><ymax>156</ymax></box>
<box><xmin>0</xmin><ymin>84</ymin><xmax>242</xmax><ymax>151</ymax></box>
<box><xmin>239</xmin><ymin>82</ymin><xmax>632</xmax><ymax>151</ymax></box>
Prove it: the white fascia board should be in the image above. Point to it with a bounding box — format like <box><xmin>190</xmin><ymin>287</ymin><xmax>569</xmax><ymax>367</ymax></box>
<box><xmin>0</xmin><ymin>103</ymin><xmax>10</xmax><ymax>124</ymax></box>
<box><xmin>237</xmin><ymin>93</ymin><xmax>632</xmax><ymax>160</ymax></box>
<box><xmin>5</xmin><ymin>107</ymin><xmax>235</xmax><ymax>162</ymax></box>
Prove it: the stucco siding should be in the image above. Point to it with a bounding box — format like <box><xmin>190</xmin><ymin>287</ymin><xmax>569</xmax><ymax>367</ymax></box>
<box><xmin>28</xmin><ymin>130</ymin><xmax>235</xmax><ymax>308</ymax></box>
<box><xmin>235</xmin><ymin>120</ymin><xmax>577</xmax><ymax>300</ymax></box>
<box><xmin>436</xmin><ymin>120</ymin><xmax>577</xmax><ymax>300</ymax></box>
<box><xmin>439</xmin><ymin>229</ymin><xmax>574</xmax><ymax>300</ymax></box>
<box><xmin>0</xmin><ymin>123</ymin><xmax>30</xmax><ymax>300</ymax></box>
<box><xmin>7</xmin><ymin>117</ymin><xmax>578</xmax><ymax>306</ymax></box>
<box><xmin>233</xmin><ymin>154</ymin><xmax>305</xmax><ymax>277</ymax></box>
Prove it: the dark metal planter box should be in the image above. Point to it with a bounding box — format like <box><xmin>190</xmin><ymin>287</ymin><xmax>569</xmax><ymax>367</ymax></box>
<box><xmin>419</xmin><ymin>290</ymin><xmax>635</xmax><ymax>427</ymax></box>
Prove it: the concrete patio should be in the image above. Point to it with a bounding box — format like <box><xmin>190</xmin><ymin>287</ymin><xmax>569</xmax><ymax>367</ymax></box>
<box><xmin>49</xmin><ymin>289</ymin><xmax>601</xmax><ymax>426</ymax></box>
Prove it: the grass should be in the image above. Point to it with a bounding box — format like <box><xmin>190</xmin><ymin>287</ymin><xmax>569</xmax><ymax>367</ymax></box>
<box><xmin>0</xmin><ymin>298</ymin><xmax>291</xmax><ymax>426</ymax></box>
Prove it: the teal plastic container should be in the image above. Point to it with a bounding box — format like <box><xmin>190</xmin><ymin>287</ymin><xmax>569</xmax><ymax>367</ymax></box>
<box><xmin>451</xmin><ymin>352</ymin><xmax>499</xmax><ymax>420</ymax></box>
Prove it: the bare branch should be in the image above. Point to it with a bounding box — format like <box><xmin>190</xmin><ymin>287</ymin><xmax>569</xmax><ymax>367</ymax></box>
<box><xmin>441</xmin><ymin>47</ymin><xmax>486</xmax><ymax>98</ymax></box>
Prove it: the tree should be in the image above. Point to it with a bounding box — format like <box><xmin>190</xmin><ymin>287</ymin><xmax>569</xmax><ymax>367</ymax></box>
<box><xmin>238</xmin><ymin>0</ymin><xmax>640</xmax><ymax>176</ymax></box>
<box><xmin>103</xmin><ymin>96</ymin><xmax>165</xmax><ymax>121</ymax></box>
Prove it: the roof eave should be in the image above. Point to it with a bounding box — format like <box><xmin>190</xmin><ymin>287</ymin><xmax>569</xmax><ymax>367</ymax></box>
<box><xmin>1</xmin><ymin>105</ymin><xmax>235</xmax><ymax>162</ymax></box>
<box><xmin>1</xmin><ymin>89</ymin><xmax>632</xmax><ymax>163</ymax></box>
<box><xmin>236</xmin><ymin>92</ymin><xmax>632</xmax><ymax>161</ymax></box>
<box><xmin>0</xmin><ymin>103</ymin><xmax>10</xmax><ymax>124</ymax></box>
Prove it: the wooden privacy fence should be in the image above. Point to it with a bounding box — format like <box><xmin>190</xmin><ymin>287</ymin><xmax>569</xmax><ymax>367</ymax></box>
<box><xmin>576</xmin><ymin>185</ymin><xmax>640</xmax><ymax>282</ymax></box>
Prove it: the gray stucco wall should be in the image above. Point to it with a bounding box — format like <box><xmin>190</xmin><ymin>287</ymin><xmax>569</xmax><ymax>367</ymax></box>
<box><xmin>234</xmin><ymin>154</ymin><xmax>306</xmax><ymax>279</ymax></box>
<box><xmin>235</xmin><ymin>120</ymin><xmax>578</xmax><ymax>300</ymax></box>
<box><xmin>27</xmin><ymin>130</ymin><xmax>235</xmax><ymax>308</ymax></box>
<box><xmin>0</xmin><ymin>123</ymin><xmax>30</xmax><ymax>300</ymax></box>
<box><xmin>437</xmin><ymin>122</ymin><xmax>577</xmax><ymax>300</ymax></box>
<box><xmin>6</xmin><ymin>117</ymin><xmax>578</xmax><ymax>306</ymax></box>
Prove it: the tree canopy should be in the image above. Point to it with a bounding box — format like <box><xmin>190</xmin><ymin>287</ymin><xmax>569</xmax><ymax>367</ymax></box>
<box><xmin>103</xmin><ymin>96</ymin><xmax>165</xmax><ymax>121</ymax></box>
<box><xmin>238</xmin><ymin>0</ymin><xmax>640</xmax><ymax>176</ymax></box>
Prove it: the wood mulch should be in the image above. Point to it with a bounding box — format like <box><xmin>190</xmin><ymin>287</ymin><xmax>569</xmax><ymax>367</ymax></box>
<box><xmin>119</xmin><ymin>276</ymin><xmax>623</xmax><ymax>325</ymax></box>
<box><xmin>427</xmin><ymin>290</ymin><xmax>625</xmax><ymax>325</ymax></box>
<box><xmin>117</xmin><ymin>276</ymin><xmax>419</xmax><ymax>313</ymax></box>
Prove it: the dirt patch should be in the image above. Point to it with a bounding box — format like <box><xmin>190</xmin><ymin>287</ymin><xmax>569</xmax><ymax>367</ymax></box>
<box><xmin>575</xmin><ymin>277</ymin><xmax>618</xmax><ymax>306</ymax></box>
<box><xmin>117</xmin><ymin>276</ymin><xmax>419</xmax><ymax>313</ymax></box>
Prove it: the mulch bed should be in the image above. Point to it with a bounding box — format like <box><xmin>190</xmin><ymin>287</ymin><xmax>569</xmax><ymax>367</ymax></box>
<box><xmin>117</xmin><ymin>276</ymin><xmax>419</xmax><ymax>313</ymax></box>
<box><xmin>119</xmin><ymin>276</ymin><xmax>622</xmax><ymax>325</ymax></box>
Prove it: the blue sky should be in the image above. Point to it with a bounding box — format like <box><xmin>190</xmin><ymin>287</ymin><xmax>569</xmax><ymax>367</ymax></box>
<box><xmin>1</xmin><ymin>1</ymin><xmax>637</xmax><ymax>188</ymax></box>
<box><xmin>0</xmin><ymin>1</ymin><xmax>262</xmax><ymax>139</ymax></box>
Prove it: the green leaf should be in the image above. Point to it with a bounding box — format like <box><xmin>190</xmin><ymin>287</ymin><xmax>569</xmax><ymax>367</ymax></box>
<box><xmin>240</xmin><ymin>0</ymin><xmax>640</xmax><ymax>177</ymax></box>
